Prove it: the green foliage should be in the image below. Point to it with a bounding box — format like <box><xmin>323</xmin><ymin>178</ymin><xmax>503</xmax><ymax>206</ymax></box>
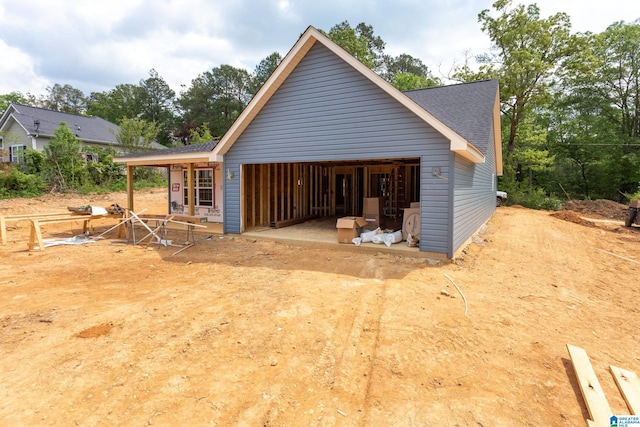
<box><xmin>87</xmin><ymin>83</ymin><xmax>141</xmax><ymax>124</ymax></box>
<box><xmin>43</xmin><ymin>83</ymin><xmax>87</xmax><ymax>114</ymax></box>
<box><xmin>504</xmin><ymin>186</ymin><xmax>561</xmax><ymax>210</ymax></box>
<box><xmin>0</xmin><ymin>165</ymin><xmax>46</xmax><ymax>198</ymax></box>
<box><xmin>137</xmin><ymin>69</ymin><xmax>177</xmax><ymax>146</ymax></box>
<box><xmin>188</xmin><ymin>124</ymin><xmax>215</xmax><ymax>144</ymax></box>
<box><xmin>176</xmin><ymin>65</ymin><xmax>252</xmax><ymax>138</ymax></box>
<box><xmin>82</xmin><ymin>146</ymin><xmax>124</xmax><ymax>187</ymax></box>
<box><xmin>392</xmin><ymin>72</ymin><xmax>440</xmax><ymax>91</ymax></box>
<box><xmin>323</xmin><ymin>21</ymin><xmax>386</xmax><ymax>72</ymax></box>
<box><xmin>476</xmin><ymin>0</ymin><xmax>574</xmax><ymax>153</ymax></box>
<box><xmin>42</xmin><ymin>122</ymin><xmax>87</xmax><ymax>191</ymax></box>
<box><xmin>250</xmin><ymin>52</ymin><xmax>282</xmax><ymax>95</ymax></box>
<box><xmin>0</xmin><ymin>92</ymin><xmax>29</xmax><ymax>114</ymax></box>
<box><xmin>116</xmin><ymin>117</ymin><xmax>160</xmax><ymax>154</ymax></box>
<box><xmin>539</xmin><ymin>197</ymin><xmax>563</xmax><ymax>211</ymax></box>
<box><xmin>23</xmin><ymin>149</ymin><xmax>45</xmax><ymax>175</ymax></box>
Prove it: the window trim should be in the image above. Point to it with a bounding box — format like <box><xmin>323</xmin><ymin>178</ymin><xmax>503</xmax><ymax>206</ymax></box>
<box><xmin>183</xmin><ymin>168</ymin><xmax>216</xmax><ymax>208</ymax></box>
<box><xmin>9</xmin><ymin>144</ymin><xmax>27</xmax><ymax>163</ymax></box>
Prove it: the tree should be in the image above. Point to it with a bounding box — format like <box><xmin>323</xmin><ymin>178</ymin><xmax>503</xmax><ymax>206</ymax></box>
<box><xmin>392</xmin><ymin>72</ymin><xmax>439</xmax><ymax>91</ymax></box>
<box><xmin>554</xmin><ymin>20</ymin><xmax>640</xmax><ymax>198</ymax></box>
<box><xmin>86</xmin><ymin>84</ymin><xmax>141</xmax><ymax>124</ymax></box>
<box><xmin>176</xmin><ymin>65</ymin><xmax>252</xmax><ymax>139</ymax></box>
<box><xmin>0</xmin><ymin>92</ymin><xmax>29</xmax><ymax>114</ymax></box>
<box><xmin>42</xmin><ymin>84</ymin><xmax>87</xmax><ymax>114</ymax></box>
<box><xmin>323</xmin><ymin>21</ymin><xmax>386</xmax><ymax>72</ymax></box>
<box><xmin>250</xmin><ymin>52</ymin><xmax>282</xmax><ymax>96</ymax></box>
<box><xmin>137</xmin><ymin>69</ymin><xmax>177</xmax><ymax>146</ymax></box>
<box><xmin>475</xmin><ymin>0</ymin><xmax>574</xmax><ymax>153</ymax></box>
<box><xmin>42</xmin><ymin>122</ymin><xmax>86</xmax><ymax>191</ymax></box>
<box><xmin>115</xmin><ymin>117</ymin><xmax>160</xmax><ymax>154</ymax></box>
<box><xmin>188</xmin><ymin>123</ymin><xmax>215</xmax><ymax>144</ymax></box>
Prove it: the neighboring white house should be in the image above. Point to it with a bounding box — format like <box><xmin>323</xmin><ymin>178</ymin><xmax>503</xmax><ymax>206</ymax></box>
<box><xmin>0</xmin><ymin>103</ymin><xmax>164</xmax><ymax>164</ymax></box>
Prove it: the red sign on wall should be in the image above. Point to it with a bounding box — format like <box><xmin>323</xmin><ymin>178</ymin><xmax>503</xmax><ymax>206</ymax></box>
<box><xmin>172</xmin><ymin>183</ymin><xmax>180</xmax><ymax>192</ymax></box>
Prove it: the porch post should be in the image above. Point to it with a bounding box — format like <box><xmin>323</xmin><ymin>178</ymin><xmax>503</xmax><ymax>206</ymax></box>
<box><xmin>126</xmin><ymin>164</ymin><xmax>134</xmax><ymax>212</ymax></box>
<box><xmin>187</xmin><ymin>163</ymin><xmax>195</xmax><ymax>216</ymax></box>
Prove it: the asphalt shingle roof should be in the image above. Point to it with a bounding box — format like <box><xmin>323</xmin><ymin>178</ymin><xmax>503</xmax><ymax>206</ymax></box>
<box><xmin>403</xmin><ymin>79</ymin><xmax>498</xmax><ymax>155</ymax></box>
<box><xmin>7</xmin><ymin>103</ymin><xmax>120</xmax><ymax>144</ymax></box>
<box><xmin>119</xmin><ymin>141</ymin><xmax>218</xmax><ymax>158</ymax></box>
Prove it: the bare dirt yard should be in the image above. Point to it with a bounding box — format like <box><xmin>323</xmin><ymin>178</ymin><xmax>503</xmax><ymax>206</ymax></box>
<box><xmin>1</xmin><ymin>189</ymin><xmax>639</xmax><ymax>426</ymax></box>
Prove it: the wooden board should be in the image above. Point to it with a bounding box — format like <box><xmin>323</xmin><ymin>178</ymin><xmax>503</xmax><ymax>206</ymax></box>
<box><xmin>28</xmin><ymin>216</ymin><xmax>95</xmax><ymax>251</ymax></box>
<box><xmin>566</xmin><ymin>344</ymin><xmax>612</xmax><ymax>427</ymax></box>
<box><xmin>1</xmin><ymin>213</ymin><xmax>75</xmax><ymax>245</ymax></box>
<box><xmin>610</xmin><ymin>365</ymin><xmax>640</xmax><ymax>415</ymax></box>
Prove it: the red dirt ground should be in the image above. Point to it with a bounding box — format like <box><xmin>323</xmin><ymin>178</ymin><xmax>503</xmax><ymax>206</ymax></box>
<box><xmin>1</xmin><ymin>189</ymin><xmax>639</xmax><ymax>426</ymax></box>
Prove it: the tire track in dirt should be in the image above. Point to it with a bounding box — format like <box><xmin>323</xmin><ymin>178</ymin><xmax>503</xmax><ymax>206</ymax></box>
<box><xmin>309</xmin><ymin>277</ymin><xmax>388</xmax><ymax>423</ymax></box>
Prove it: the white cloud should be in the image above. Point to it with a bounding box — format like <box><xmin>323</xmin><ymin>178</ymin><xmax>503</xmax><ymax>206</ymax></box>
<box><xmin>0</xmin><ymin>0</ymin><xmax>636</xmax><ymax>97</ymax></box>
<box><xmin>0</xmin><ymin>40</ymin><xmax>49</xmax><ymax>94</ymax></box>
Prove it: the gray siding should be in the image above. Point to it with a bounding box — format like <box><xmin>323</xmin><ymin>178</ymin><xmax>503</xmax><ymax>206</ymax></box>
<box><xmin>451</xmin><ymin>126</ymin><xmax>497</xmax><ymax>255</ymax></box>
<box><xmin>225</xmin><ymin>42</ymin><xmax>452</xmax><ymax>254</ymax></box>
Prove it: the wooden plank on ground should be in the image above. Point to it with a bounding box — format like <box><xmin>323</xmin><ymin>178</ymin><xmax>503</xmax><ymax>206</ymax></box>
<box><xmin>610</xmin><ymin>365</ymin><xmax>640</xmax><ymax>415</ymax></box>
<box><xmin>567</xmin><ymin>344</ymin><xmax>612</xmax><ymax>427</ymax></box>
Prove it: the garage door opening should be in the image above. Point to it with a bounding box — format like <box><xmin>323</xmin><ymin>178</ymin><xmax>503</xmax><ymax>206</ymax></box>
<box><xmin>241</xmin><ymin>160</ymin><xmax>420</xmax><ymax>232</ymax></box>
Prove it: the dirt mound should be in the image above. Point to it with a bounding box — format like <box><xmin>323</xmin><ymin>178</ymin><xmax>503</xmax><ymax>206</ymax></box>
<box><xmin>562</xmin><ymin>199</ymin><xmax>628</xmax><ymax>221</ymax></box>
<box><xmin>550</xmin><ymin>210</ymin><xmax>596</xmax><ymax>226</ymax></box>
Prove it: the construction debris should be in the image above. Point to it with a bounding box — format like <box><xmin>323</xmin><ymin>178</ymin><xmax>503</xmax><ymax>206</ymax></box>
<box><xmin>566</xmin><ymin>344</ymin><xmax>640</xmax><ymax>427</ymax></box>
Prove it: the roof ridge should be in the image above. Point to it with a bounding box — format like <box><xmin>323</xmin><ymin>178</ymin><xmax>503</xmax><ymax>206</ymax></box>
<box><xmin>11</xmin><ymin>102</ymin><xmax>94</xmax><ymax>119</ymax></box>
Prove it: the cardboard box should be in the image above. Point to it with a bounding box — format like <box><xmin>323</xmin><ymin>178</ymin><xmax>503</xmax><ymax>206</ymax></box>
<box><xmin>631</xmin><ymin>200</ymin><xmax>640</xmax><ymax>208</ymax></box>
<box><xmin>402</xmin><ymin>208</ymin><xmax>420</xmax><ymax>240</ymax></box>
<box><xmin>410</xmin><ymin>202</ymin><xmax>420</xmax><ymax>209</ymax></box>
<box><xmin>364</xmin><ymin>214</ymin><xmax>382</xmax><ymax>228</ymax></box>
<box><xmin>363</xmin><ymin>197</ymin><xmax>384</xmax><ymax>216</ymax></box>
<box><xmin>336</xmin><ymin>216</ymin><xmax>368</xmax><ymax>243</ymax></box>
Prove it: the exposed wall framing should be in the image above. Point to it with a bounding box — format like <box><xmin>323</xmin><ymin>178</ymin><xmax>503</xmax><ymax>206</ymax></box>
<box><xmin>242</xmin><ymin>160</ymin><xmax>420</xmax><ymax>230</ymax></box>
<box><xmin>243</xmin><ymin>163</ymin><xmax>334</xmax><ymax>229</ymax></box>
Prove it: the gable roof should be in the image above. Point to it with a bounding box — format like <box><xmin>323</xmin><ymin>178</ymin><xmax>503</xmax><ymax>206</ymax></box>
<box><xmin>1</xmin><ymin>103</ymin><xmax>120</xmax><ymax>144</ymax></box>
<box><xmin>211</xmin><ymin>26</ymin><xmax>501</xmax><ymax>172</ymax></box>
<box><xmin>113</xmin><ymin>141</ymin><xmax>219</xmax><ymax>166</ymax></box>
<box><xmin>404</xmin><ymin>79</ymin><xmax>503</xmax><ymax>174</ymax></box>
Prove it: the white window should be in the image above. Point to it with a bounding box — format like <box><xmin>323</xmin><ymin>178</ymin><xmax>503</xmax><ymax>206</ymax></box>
<box><xmin>183</xmin><ymin>169</ymin><xmax>215</xmax><ymax>208</ymax></box>
<box><xmin>10</xmin><ymin>145</ymin><xmax>27</xmax><ymax>163</ymax></box>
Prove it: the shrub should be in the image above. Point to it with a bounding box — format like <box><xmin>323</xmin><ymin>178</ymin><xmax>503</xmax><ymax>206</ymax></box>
<box><xmin>539</xmin><ymin>197</ymin><xmax>562</xmax><ymax>211</ymax></box>
<box><xmin>0</xmin><ymin>166</ymin><xmax>46</xmax><ymax>198</ymax></box>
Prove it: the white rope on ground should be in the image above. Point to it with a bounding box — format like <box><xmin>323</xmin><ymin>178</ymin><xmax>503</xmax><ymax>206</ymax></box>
<box><xmin>444</xmin><ymin>273</ymin><xmax>468</xmax><ymax>315</ymax></box>
<box><xmin>596</xmin><ymin>248</ymin><xmax>640</xmax><ymax>266</ymax></box>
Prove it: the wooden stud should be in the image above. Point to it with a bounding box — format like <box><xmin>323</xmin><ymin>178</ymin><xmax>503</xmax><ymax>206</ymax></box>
<box><xmin>610</xmin><ymin>365</ymin><xmax>640</xmax><ymax>414</ymax></box>
<box><xmin>566</xmin><ymin>344</ymin><xmax>612</xmax><ymax>427</ymax></box>
<box><xmin>273</xmin><ymin>163</ymin><xmax>279</xmax><ymax>223</ymax></box>
<box><xmin>187</xmin><ymin>163</ymin><xmax>195</xmax><ymax>216</ymax></box>
<box><xmin>127</xmin><ymin>165</ymin><xmax>134</xmax><ymax>212</ymax></box>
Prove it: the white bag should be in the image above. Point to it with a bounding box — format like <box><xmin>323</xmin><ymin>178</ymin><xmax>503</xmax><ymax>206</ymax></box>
<box><xmin>371</xmin><ymin>233</ymin><xmax>385</xmax><ymax>244</ymax></box>
<box><xmin>360</xmin><ymin>227</ymin><xmax>381</xmax><ymax>243</ymax></box>
<box><xmin>383</xmin><ymin>230</ymin><xmax>403</xmax><ymax>247</ymax></box>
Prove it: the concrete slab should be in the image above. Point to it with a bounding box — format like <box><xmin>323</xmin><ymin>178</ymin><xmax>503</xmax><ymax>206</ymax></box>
<box><xmin>242</xmin><ymin>217</ymin><xmax>431</xmax><ymax>258</ymax></box>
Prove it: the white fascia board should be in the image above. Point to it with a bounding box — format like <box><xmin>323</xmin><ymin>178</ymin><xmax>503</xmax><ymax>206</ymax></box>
<box><xmin>113</xmin><ymin>152</ymin><xmax>211</xmax><ymax>166</ymax></box>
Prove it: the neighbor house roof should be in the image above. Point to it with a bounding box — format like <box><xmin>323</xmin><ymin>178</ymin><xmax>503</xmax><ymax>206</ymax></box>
<box><xmin>210</xmin><ymin>26</ymin><xmax>502</xmax><ymax>172</ymax></box>
<box><xmin>1</xmin><ymin>103</ymin><xmax>167</xmax><ymax>151</ymax></box>
<box><xmin>1</xmin><ymin>103</ymin><xmax>120</xmax><ymax>144</ymax></box>
<box><xmin>113</xmin><ymin>141</ymin><xmax>219</xmax><ymax>166</ymax></box>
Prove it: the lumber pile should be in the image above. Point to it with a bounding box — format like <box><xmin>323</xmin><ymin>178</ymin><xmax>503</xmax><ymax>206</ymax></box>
<box><xmin>566</xmin><ymin>344</ymin><xmax>640</xmax><ymax>426</ymax></box>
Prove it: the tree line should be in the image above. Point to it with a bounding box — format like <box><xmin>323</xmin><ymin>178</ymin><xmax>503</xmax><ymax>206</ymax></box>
<box><xmin>2</xmin><ymin>2</ymin><xmax>640</xmax><ymax>205</ymax></box>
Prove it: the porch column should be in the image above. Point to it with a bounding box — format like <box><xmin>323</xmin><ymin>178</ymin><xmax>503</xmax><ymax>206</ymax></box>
<box><xmin>187</xmin><ymin>163</ymin><xmax>195</xmax><ymax>216</ymax></box>
<box><xmin>126</xmin><ymin>164</ymin><xmax>134</xmax><ymax>212</ymax></box>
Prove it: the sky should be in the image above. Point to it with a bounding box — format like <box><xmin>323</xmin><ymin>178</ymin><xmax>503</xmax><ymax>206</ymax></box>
<box><xmin>0</xmin><ymin>0</ymin><xmax>636</xmax><ymax>97</ymax></box>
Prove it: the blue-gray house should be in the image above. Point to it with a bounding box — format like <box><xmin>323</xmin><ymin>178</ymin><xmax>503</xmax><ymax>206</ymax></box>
<box><xmin>212</xmin><ymin>26</ymin><xmax>501</xmax><ymax>258</ymax></box>
<box><xmin>116</xmin><ymin>26</ymin><xmax>502</xmax><ymax>259</ymax></box>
